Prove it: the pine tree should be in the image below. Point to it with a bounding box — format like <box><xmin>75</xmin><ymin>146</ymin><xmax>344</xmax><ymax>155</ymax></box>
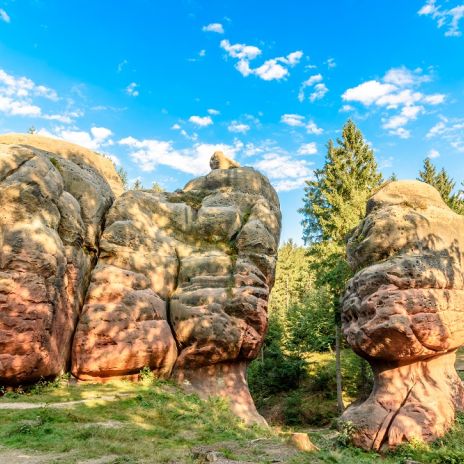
<box><xmin>132</xmin><ymin>179</ymin><xmax>144</xmax><ymax>190</ymax></box>
<box><xmin>418</xmin><ymin>158</ymin><xmax>464</xmax><ymax>214</ymax></box>
<box><xmin>299</xmin><ymin>119</ymin><xmax>383</xmax><ymax>413</ymax></box>
<box><xmin>300</xmin><ymin>120</ymin><xmax>383</xmax><ymax>244</ymax></box>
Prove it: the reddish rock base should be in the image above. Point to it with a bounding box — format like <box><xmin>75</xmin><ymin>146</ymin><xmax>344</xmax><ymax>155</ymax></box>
<box><xmin>342</xmin><ymin>351</ymin><xmax>464</xmax><ymax>450</ymax></box>
<box><xmin>172</xmin><ymin>361</ymin><xmax>267</xmax><ymax>426</ymax></box>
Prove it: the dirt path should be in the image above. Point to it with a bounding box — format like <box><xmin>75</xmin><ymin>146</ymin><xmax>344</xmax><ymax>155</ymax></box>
<box><xmin>0</xmin><ymin>447</ymin><xmax>119</xmax><ymax>464</ymax></box>
<box><xmin>0</xmin><ymin>394</ymin><xmax>133</xmax><ymax>410</ymax></box>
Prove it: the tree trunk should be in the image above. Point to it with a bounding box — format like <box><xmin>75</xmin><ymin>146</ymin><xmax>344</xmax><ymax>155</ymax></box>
<box><xmin>335</xmin><ymin>323</ymin><xmax>344</xmax><ymax>414</ymax></box>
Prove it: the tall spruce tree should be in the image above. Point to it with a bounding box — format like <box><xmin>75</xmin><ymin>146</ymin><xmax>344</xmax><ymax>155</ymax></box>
<box><xmin>299</xmin><ymin>119</ymin><xmax>383</xmax><ymax>412</ymax></box>
<box><xmin>300</xmin><ymin>120</ymin><xmax>383</xmax><ymax>244</ymax></box>
<box><xmin>418</xmin><ymin>158</ymin><xmax>464</xmax><ymax>214</ymax></box>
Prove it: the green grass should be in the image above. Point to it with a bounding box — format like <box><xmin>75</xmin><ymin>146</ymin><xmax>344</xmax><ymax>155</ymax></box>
<box><xmin>1</xmin><ymin>375</ymin><xmax>464</xmax><ymax>463</ymax></box>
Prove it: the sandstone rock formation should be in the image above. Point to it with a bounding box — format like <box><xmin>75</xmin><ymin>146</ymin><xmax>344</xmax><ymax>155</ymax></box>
<box><xmin>341</xmin><ymin>180</ymin><xmax>464</xmax><ymax>450</ymax></box>
<box><xmin>71</xmin><ymin>164</ymin><xmax>281</xmax><ymax>424</ymax></box>
<box><xmin>0</xmin><ymin>134</ymin><xmax>122</xmax><ymax>384</ymax></box>
<box><xmin>0</xmin><ymin>133</ymin><xmax>281</xmax><ymax>426</ymax></box>
<box><xmin>210</xmin><ymin>151</ymin><xmax>241</xmax><ymax>170</ymax></box>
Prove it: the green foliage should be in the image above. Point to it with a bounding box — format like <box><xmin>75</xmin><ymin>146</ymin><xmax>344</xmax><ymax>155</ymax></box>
<box><xmin>117</xmin><ymin>166</ymin><xmax>129</xmax><ymax>191</ymax></box>
<box><xmin>248</xmin><ymin>316</ymin><xmax>305</xmax><ymax>405</ymax></box>
<box><xmin>299</xmin><ymin>119</ymin><xmax>383</xmax><ymax>244</ymax></box>
<box><xmin>27</xmin><ymin>126</ymin><xmax>36</xmax><ymax>134</ymax></box>
<box><xmin>418</xmin><ymin>157</ymin><xmax>464</xmax><ymax>214</ymax></box>
<box><xmin>285</xmin><ymin>287</ymin><xmax>335</xmax><ymax>353</ymax></box>
<box><xmin>151</xmin><ymin>181</ymin><xmax>164</xmax><ymax>193</ymax></box>
<box><xmin>268</xmin><ymin>240</ymin><xmax>314</xmax><ymax>320</ymax></box>
<box><xmin>132</xmin><ymin>178</ymin><xmax>144</xmax><ymax>190</ymax></box>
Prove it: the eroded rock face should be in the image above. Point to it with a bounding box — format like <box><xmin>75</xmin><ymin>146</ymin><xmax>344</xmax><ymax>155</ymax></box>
<box><xmin>0</xmin><ymin>137</ymin><xmax>122</xmax><ymax>384</ymax></box>
<box><xmin>70</xmin><ymin>162</ymin><xmax>281</xmax><ymax>423</ymax></box>
<box><xmin>341</xmin><ymin>180</ymin><xmax>464</xmax><ymax>450</ymax></box>
<box><xmin>0</xmin><ymin>138</ymin><xmax>280</xmax><ymax>425</ymax></box>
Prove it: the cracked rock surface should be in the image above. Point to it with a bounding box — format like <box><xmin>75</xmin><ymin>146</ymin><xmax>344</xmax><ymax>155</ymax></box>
<box><xmin>0</xmin><ymin>137</ymin><xmax>281</xmax><ymax>424</ymax></box>
<box><xmin>0</xmin><ymin>135</ymin><xmax>121</xmax><ymax>384</ymax></box>
<box><xmin>71</xmin><ymin>165</ymin><xmax>281</xmax><ymax>424</ymax></box>
<box><xmin>341</xmin><ymin>180</ymin><xmax>464</xmax><ymax>450</ymax></box>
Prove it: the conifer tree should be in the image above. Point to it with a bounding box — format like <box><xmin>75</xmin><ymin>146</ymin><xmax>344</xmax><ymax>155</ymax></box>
<box><xmin>418</xmin><ymin>158</ymin><xmax>464</xmax><ymax>214</ymax></box>
<box><xmin>299</xmin><ymin>119</ymin><xmax>383</xmax><ymax>412</ymax></box>
<box><xmin>300</xmin><ymin>120</ymin><xmax>383</xmax><ymax>244</ymax></box>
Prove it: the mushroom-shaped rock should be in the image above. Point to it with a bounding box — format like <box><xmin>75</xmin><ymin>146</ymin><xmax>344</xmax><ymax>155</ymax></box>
<box><xmin>0</xmin><ymin>135</ymin><xmax>122</xmax><ymax>385</ymax></box>
<box><xmin>341</xmin><ymin>180</ymin><xmax>464</xmax><ymax>450</ymax></box>
<box><xmin>71</xmin><ymin>152</ymin><xmax>281</xmax><ymax>424</ymax></box>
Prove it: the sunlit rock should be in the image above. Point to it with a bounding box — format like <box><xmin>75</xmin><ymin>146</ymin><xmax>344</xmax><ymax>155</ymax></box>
<box><xmin>71</xmin><ymin>155</ymin><xmax>281</xmax><ymax>424</ymax></box>
<box><xmin>341</xmin><ymin>180</ymin><xmax>464</xmax><ymax>450</ymax></box>
<box><xmin>0</xmin><ymin>135</ymin><xmax>122</xmax><ymax>384</ymax></box>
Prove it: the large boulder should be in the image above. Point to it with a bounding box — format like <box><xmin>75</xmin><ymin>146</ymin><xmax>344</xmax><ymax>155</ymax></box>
<box><xmin>0</xmin><ymin>135</ymin><xmax>122</xmax><ymax>384</ymax></box>
<box><xmin>71</xmin><ymin>156</ymin><xmax>281</xmax><ymax>424</ymax></box>
<box><xmin>341</xmin><ymin>180</ymin><xmax>464</xmax><ymax>450</ymax></box>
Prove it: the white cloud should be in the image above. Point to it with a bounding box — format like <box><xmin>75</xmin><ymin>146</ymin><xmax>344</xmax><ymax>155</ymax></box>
<box><xmin>202</xmin><ymin>23</ymin><xmax>224</xmax><ymax>34</ymax></box>
<box><xmin>298</xmin><ymin>74</ymin><xmax>328</xmax><ymax>102</ymax></box>
<box><xmin>326</xmin><ymin>58</ymin><xmax>336</xmax><ymax>69</ymax></box>
<box><xmin>342</xmin><ymin>80</ymin><xmax>396</xmax><ymax>106</ymax></box>
<box><xmin>254</xmin><ymin>152</ymin><xmax>312</xmax><ymax>191</ymax></box>
<box><xmin>418</xmin><ymin>1</ymin><xmax>464</xmax><ymax>37</ymax></box>
<box><xmin>207</xmin><ymin>108</ymin><xmax>220</xmax><ymax>115</ymax></box>
<box><xmin>220</xmin><ymin>39</ymin><xmax>302</xmax><ymax>81</ymax></box>
<box><xmin>306</xmin><ymin>120</ymin><xmax>323</xmax><ymax>135</ymax></box>
<box><xmin>280</xmin><ymin>113</ymin><xmax>323</xmax><ymax>134</ymax></box>
<box><xmin>426</xmin><ymin>116</ymin><xmax>464</xmax><ymax>152</ymax></box>
<box><xmin>125</xmin><ymin>82</ymin><xmax>139</xmax><ymax>97</ymax></box>
<box><xmin>171</xmin><ymin>123</ymin><xmax>181</xmax><ymax>130</ymax></box>
<box><xmin>220</xmin><ymin>39</ymin><xmax>261</xmax><ymax>60</ymax></box>
<box><xmin>428</xmin><ymin>148</ymin><xmax>440</xmax><ymax>158</ymax></box>
<box><xmin>228</xmin><ymin>121</ymin><xmax>250</xmax><ymax>133</ymax></box>
<box><xmin>253</xmin><ymin>59</ymin><xmax>289</xmax><ymax>81</ymax></box>
<box><xmin>0</xmin><ymin>8</ymin><xmax>10</xmax><ymax>23</ymax></box>
<box><xmin>297</xmin><ymin>142</ymin><xmax>317</xmax><ymax>155</ymax></box>
<box><xmin>281</xmin><ymin>113</ymin><xmax>305</xmax><ymax>127</ymax></box>
<box><xmin>0</xmin><ymin>68</ymin><xmax>83</xmax><ymax>124</ymax></box>
<box><xmin>310</xmin><ymin>83</ymin><xmax>328</xmax><ymax>102</ymax></box>
<box><xmin>39</xmin><ymin>126</ymin><xmax>113</xmax><ymax>151</ymax></box>
<box><xmin>117</xmin><ymin>60</ymin><xmax>128</xmax><ymax>73</ymax></box>
<box><xmin>340</xmin><ymin>104</ymin><xmax>354</xmax><ymax>112</ymax></box>
<box><xmin>343</xmin><ymin>66</ymin><xmax>446</xmax><ymax>138</ymax></box>
<box><xmin>189</xmin><ymin>115</ymin><xmax>213</xmax><ymax>127</ymax></box>
<box><xmin>119</xmin><ymin>136</ymin><xmax>241</xmax><ymax>175</ymax></box>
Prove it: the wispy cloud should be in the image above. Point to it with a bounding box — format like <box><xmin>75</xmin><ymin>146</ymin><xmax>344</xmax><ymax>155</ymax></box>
<box><xmin>202</xmin><ymin>23</ymin><xmax>224</xmax><ymax>34</ymax></box>
<box><xmin>0</xmin><ymin>8</ymin><xmax>10</xmax><ymax>23</ymax></box>
<box><xmin>426</xmin><ymin>115</ymin><xmax>464</xmax><ymax>151</ymax></box>
<box><xmin>125</xmin><ymin>82</ymin><xmax>139</xmax><ymax>97</ymax></box>
<box><xmin>280</xmin><ymin>113</ymin><xmax>323</xmax><ymax>134</ymax></box>
<box><xmin>220</xmin><ymin>39</ymin><xmax>303</xmax><ymax>81</ymax></box>
<box><xmin>227</xmin><ymin>121</ymin><xmax>250</xmax><ymax>133</ymax></box>
<box><xmin>188</xmin><ymin>115</ymin><xmax>213</xmax><ymax>127</ymax></box>
<box><xmin>119</xmin><ymin>137</ymin><xmax>241</xmax><ymax>175</ymax></box>
<box><xmin>298</xmin><ymin>74</ymin><xmax>328</xmax><ymax>102</ymax></box>
<box><xmin>342</xmin><ymin>66</ymin><xmax>445</xmax><ymax>138</ymax></box>
<box><xmin>418</xmin><ymin>1</ymin><xmax>464</xmax><ymax>37</ymax></box>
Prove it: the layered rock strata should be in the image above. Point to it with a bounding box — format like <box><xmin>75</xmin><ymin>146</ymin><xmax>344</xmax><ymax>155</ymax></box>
<box><xmin>341</xmin><ymin>180</ymin><xmax>464</xmax><ymax>450</ymax></box>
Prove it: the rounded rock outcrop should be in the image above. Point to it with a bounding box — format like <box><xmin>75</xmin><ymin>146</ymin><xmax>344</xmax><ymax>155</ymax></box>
<box><xmin>341</xmin><ymin>180</ymin><xmax>464</xmax><ymax>450</ymax></box>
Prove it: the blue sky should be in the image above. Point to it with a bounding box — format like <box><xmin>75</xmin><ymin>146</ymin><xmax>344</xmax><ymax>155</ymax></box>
<box><xmin>0</xmin><ymin>0</ymin><xmax>464</xmax><ymax>244</ymax></box>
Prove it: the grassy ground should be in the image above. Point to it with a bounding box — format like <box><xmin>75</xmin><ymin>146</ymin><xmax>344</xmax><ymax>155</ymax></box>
<box><xmin>1</xmin><ymin>374</ymin><xmax>464</xmax><ymax>463</ymax></box>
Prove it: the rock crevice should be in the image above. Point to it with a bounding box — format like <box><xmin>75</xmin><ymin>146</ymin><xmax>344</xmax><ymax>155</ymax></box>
<box><xmin>0</xmin><ymin>140</ymin><xmax>281</xmax><ymax>426</ymax></box>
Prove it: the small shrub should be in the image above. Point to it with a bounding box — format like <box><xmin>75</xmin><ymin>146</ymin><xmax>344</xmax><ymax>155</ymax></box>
<box><xmin>336</xmin><ymin>419</ymin><xmax>358</xmax><ymax>447</ymax></box>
